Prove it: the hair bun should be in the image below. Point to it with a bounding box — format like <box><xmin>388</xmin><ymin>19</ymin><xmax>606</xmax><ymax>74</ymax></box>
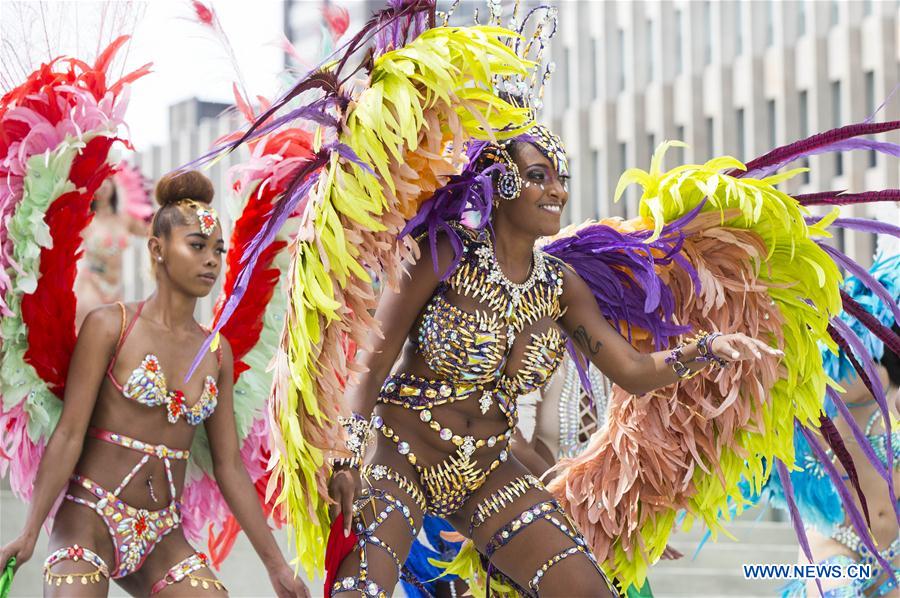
<box><xmin>154</xmin><ymin>170</ymin><xmax>214</xmax><ymax>207</ymax></box>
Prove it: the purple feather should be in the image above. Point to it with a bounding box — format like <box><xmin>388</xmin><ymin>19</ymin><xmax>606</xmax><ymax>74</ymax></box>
<box><xmin>234</xmin><ymin>99</ymin><xmax>341</xmax><ymax>143</ymax></box>
<box><xmin>746</xmin><ymin>137</ymin><xmax>900</xmax><ymax>179</ymax></box>
<box><xmin>774</xmin><ymin>460</ymin><xmax>824</xmax><ymax>598</ymax></box>
<box><xmin>818</xmin><ymin>243</ymin><xmax>900</xmax><ymax>325</ymax></box>
<box><xmin>731</xmin><ymin>120</ymin><xmax>900</xmax><ymax>178</ymax></box>
<box><xmin>185</xmin><ymin>140</ymin><xmax>368</xmax><ymax>382</ymax></box>
<box><xmin>840</xmin><ymin>290</ymin><xmax>900</xmax><ymax>357</ymax></box>
<box><xmin>399</xmin><ymin>168</ymin><xmax>495</xmax><ymax>279</ymax></box>
<box><xmin>177</xmin><ymin>74</ymin><xmax>345</xmax><ymax>174</ymax></box>
<box><xmin>400</xmin><ymin>140</ymin><xmax>500</xmax><ymax>279</ymax></box>
<box><xmin>816</xmin><ymin>414</ymin><xmax>870</xmax><ymax>526</ymax></box>
<box><xmin>543</xmin><ymin>222</ymin><xmax>691</xmax><ymax>349</ymax></box>
<box><xmin>828</xmin><ymin>318</ymin><xmax>897</xmax><ymax>520</ymax></box>
<box><xmin>865</xmin><ymin>85</ymin><xmax>900</xmax><ymax>123</ymax></box>
<box><xmin>826</xmin><ymin>387</ymin><xmax>894</xmax><ymax>492</ymax></box>
<box><xmin>543</xmin><ymin>202</ymin><xmax>705</xmax><ymax>350</ymax></box>
<box><xmin>799</xmin><ymin>426</ymin><xmax>897</xmax><ymax>576</ymax></box>
<box><xmin>794</xmin><ymin>189</ymin><xmax>900</xmax><ymax>207</ymax></box>
<box><xmin>806</xmin><ymin>216</ymin><xmax>900</xmax><ymax>239</ymax></box>
<box><xmin>370</xmin><ymin>0</ymin><xmax>434</xmax><ymax>59</ymax></box>
<box><xmin>565</xmin><ymin>339</ymin><xmax>595</xmax><ymax>404</ymax></box>
<box><xmin>829</xmin><ymin>324</ymin><xmax>881</xmax><ymax>403</ymax></box>
<box><xmin>185</xmin><ymin>159</ymin><xmax>325</xmax><ymax>383</ymax></box>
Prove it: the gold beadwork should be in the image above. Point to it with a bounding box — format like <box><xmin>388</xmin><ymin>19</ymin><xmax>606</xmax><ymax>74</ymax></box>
<box><xmin>469</xmin><ymin>473</ymin><xmax>546</xmax><ymax>533</ymax></box>
<box><xmin>44</xmin><ymin>569</ymin><xmax>104</xmax><ymax>587</ymax></box>
<box><xmin>363</xmin><ymin>463</ymin><xmax>427</xmax><ymax>513</ymax></box>
<box><xmin>186</xmin><ymin>574</ymin><xmax>223</xmax><ymax>590</ymax></box>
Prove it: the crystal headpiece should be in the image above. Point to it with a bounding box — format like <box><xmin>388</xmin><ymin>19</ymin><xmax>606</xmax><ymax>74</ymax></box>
<box><xmin>441</xmin><ymin>0</ymin><xmax>558</xmax><ymax>116</ymax></box>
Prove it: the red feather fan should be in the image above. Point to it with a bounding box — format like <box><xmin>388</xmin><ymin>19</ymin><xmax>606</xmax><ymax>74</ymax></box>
<box><xmin>11</xmin><ymin>38</ymin><xmax>147</xmax><ymax>399</ymax></box>
<box><xmin>22</xmin><ymin>137</ymin><xmax>116</xmax><ymax>396</ymax></box>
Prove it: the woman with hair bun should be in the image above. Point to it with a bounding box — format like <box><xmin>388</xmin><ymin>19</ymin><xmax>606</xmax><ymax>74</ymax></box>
<box><xmin>0</xmin><ymin>171</ymin><xmax>310</xmax><ymax>598</ymax></box>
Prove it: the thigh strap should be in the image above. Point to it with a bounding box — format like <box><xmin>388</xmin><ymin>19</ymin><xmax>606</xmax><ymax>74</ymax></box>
<box><xmin>43</xmin><ymin>545</ymin><xmax>110</xmax><ymax>587</ymax></box>
<box><xmin>149</xmin><ymin>552</ymin><xmax>223</xmax><ymax>595</ymax></box>
<box><xmin>331</xmin><ymin>489</ymin><xmax>419</xmax><ymax>598</ymax></box>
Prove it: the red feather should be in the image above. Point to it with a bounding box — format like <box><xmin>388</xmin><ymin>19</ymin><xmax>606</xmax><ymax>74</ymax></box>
<box><xmin>322</xmin><ymin>4</ymin><xmax>350</xmax><ymax>42</ymax></box>
<box><xmin>7</xmin><ymin>38</ymin><xmax>148</xmax><ymax>400</ymax></box>
<box><xmin>192</xmin><ymin>1</ymin><xmax>216</xmax><ymax>27</ymax></box>
<box><xmin>22</xmin><ymin>137</ymin><xmax>116</xmax><ymax>396</ymax></box>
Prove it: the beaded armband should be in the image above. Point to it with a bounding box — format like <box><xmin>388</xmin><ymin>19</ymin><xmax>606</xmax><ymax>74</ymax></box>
<box><xmin>694</xmin><ymin>331</ymin><xmax>728</xmax><ymax>368</ymax></box>
<box><xmin>664</xmin><ymin>344</ymin><xmax>698</xmax><ymax>379</ymax></box>
<box><xmin>665</xmin><ymin>331</ymin><xmax>728</xmax><ymax>379</ymax></box>
<box><xmin>332</xmin><ymin>413</ymin><xmax>379</xmax><ymax>471</ymax></box>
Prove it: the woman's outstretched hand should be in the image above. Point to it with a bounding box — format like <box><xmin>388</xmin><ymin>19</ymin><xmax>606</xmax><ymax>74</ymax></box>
<box><xmin>710</xmin><ymin>333</ymin><xmax>783</xmax><ymax>362</ymax></box>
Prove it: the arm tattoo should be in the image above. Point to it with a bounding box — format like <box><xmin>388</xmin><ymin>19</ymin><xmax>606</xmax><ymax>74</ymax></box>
<box><xmin>572</xmin><ymin>325</ymin><xmax>603</xmax><ymax>356</ymax></box>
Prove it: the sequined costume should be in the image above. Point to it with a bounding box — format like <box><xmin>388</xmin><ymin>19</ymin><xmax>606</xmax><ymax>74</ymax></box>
<box><xmin>41</xmin><ymin>301</ymin><xmax>225</xmax><ymax>592</ymax></box>
<box><xmin>0</xmin><ymin>10</ymin><xmax>308</xmax><ymax>592</ymax></box>
<box><xmin>373</xmin><ymin>227</ymin><xmax>567</xmax><ymax>513</ymax></box>
<box><xmin>76</xmin><ymin>221</ymin><xmax>130</xmax><ymax>301</ymax></box>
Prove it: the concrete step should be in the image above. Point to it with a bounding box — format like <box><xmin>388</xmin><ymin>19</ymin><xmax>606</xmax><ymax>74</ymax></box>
<box><xmin>672</xmin><ymin>519</ymin><xmax>798</xmax><ymax>546</ymax></box>
<box><xmin>647</xmin><ymin>566</ymin><xmax>790</xmax><ymax>597</ymax></box>
<box><xmin>655</xmin><ymin>543</ymin><xmax>798</xmax><ymax>570</ymax></box>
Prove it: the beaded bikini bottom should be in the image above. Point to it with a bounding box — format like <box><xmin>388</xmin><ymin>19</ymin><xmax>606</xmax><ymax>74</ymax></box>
<box><xmin>375</xmin><ymin>373</ymin><xmax>515</xmax><ymax>516</ymax></box>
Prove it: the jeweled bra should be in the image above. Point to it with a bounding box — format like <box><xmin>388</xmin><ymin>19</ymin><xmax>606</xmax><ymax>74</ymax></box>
<box><xmin>106</xmin><ymin>301</ymin><xmax>219</xmax><ymax>426</ymax></box>
<box><xmin>414</xmin><ymin>226</ymin><xmax>568</xmax><ymax>414</ymax></box>
<box><xmin>120</xmin><ymin>355</ymin><xmax>218</xmax><ymax>425</ymax></box>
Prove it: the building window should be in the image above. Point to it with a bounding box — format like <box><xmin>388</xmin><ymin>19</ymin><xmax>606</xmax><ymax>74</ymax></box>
<box><xmin>767</xmin><ymin>100</ymin><xmax>776</xmax><ymax>148</ymax></box>
<box><xmin>832</xmin><ymin>81</ymin><xmax>843</xmax><ymax>175</ymax></box>
<box><xmin>736</xmin><ymin>3</ymin><xmax>743</xmax><ymax>55</ymax></box>
<box><xmin>562</xmin><ymin>47</ymin><xmax>571</xmax><ymax>109</ymax></box>
<box><xmin>675</xmin><ymin>10</ymin><xmax>683</xmax><ymax>75</ymax></box>
<box><xmin>736</xmin><ymin>109</ymin><xmax>746</xmax><ymax>159</ymax></box>
<box><xmin>618</xmin><ymin>28</ymin><xmax>626</xmax><ymax>92</ymax></box>
<box><xmin>798</xmin><ymin>1</ymin><xmax>806</xmax><ymax>36</ymax></box>
<box><xmin>648</xmin><ymin>133</ymin><xmax>656</xmax><ymax>159</ymax></box>
<box><xmin>835</xmin><ymin>227</ymin><xmax>846</xmax><ymax>255</ymax></box>
<box><xmin>866</xmin><ymin>71</ymin><xmax>877</xmax><ymax>167</ymax></box>
<box><xmin>706</xmin><ymin>117</ymin><xmax>715</xmax><ymax>158</ymax></box>
<box><xmin>830</xmin><ymin>0</ymin><xmax>839</xmax><ymax>26</ymax></box>
<box><xmin>592</xmin><ymin>37</ymin><xmax>600</xmax><ymax>100</ymax></box>
<box><xmin>704</xmin><ymin>2</ymin><xmax>712</xmax><ymax>65</ymax></box>
<box><xmin>864</xmin><ymin>0</ymin><xmax>873</xmax><ymax>17</ymax></box>
<box><xmin>676</xmin><ymin>125</ymin><xmax>686</xmax><ymax>164</ymax></box>
<box><xmin>766</xmin><ymin>0</ymin><xmax>774</xmax><ymax>47</ymax></box>
<box><xmin>799</xmin><ymin>90</ymin><xmax>810</xmax><ymax>184</ymax></box>
<box><xmin>647</xmin><ymin>19</ymin><xmax>655</xmax><ymax>81</ymax></box>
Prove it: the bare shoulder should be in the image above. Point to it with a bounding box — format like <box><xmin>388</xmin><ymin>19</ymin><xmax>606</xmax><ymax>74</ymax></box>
<box><xmin>413</xmin><ymin>227</ymin><xmax>461</xmax><ymax>273</ymax></box>
<box><xmin>216</xmin><ymin>334</ymin><xmax>234</xmax><ymax>365</ymax></box>
<box><xmin>79</xmin><ymin>303</ymin><xmax>125</xmax><ymax>343</ymax></box>
<box><xmin>554</xmin><ymin>258</ymin><xmax>591</xmax><ymax>299</ymax></box>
